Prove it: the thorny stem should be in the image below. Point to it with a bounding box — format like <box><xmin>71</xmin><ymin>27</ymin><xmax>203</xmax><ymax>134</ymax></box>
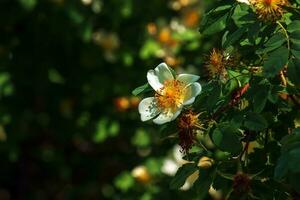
<box><xmin>290</xmin><ymin>95</ymin><xmax>300</xmax><ymax>109</ymax></box>
<box><xmin>196</xmin><ymin>140</ymin><xmax>209</xmax><ymax>152</ymax></box>
<box><xmin>264</xmin><ymin>129</ymin><xmax>269</xmax><ymax>147</ymax></box>
<box><xmin>280</xmin><ymin>70</ymin><xmax>287</xmax><ymax>86</ymax></box>
<box><xmin>239</xmin><ymin>141</ymin><xmax>249</xmax><ymax>162</ymax></box>
<box><xmin>276</xmin><ymin>21</ymin><xmax>290</xmax><ymax>87</ymax></box>
<box><xmin>276</xmin><ymin>21</ymin><xmax>290</xmax><ymax>51</ymax></box>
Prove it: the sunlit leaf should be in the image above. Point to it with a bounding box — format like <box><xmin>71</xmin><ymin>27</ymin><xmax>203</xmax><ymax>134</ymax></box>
<box><xmin>170</xmin><ymin>163</ymin><xmax>198</xmax><ymax>189</ymax></box>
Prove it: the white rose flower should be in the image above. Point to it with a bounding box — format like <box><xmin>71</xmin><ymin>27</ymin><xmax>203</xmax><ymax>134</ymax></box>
<box><xmin>236</xmin><ymin>0</ymin><xmax>250</xmax><ymax>4</ymax></box>
<box><xmin>138</xmin><ymin>63</ymin><xmax>201</xmax><ymax>124</ymax></box>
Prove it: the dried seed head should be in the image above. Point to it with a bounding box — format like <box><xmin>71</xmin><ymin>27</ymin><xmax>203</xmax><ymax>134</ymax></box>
<box><xmin>233</xmin><ymin>173</ymin><xmax>251</xmax><ymax>195</ymax></box>
<box><xmin>177</xmin><ymin>110</ymin><xmax>202</xmax><ymax>153</ymax></box>
<box><xmin>206</xmin><ymin>48</ymin><xmax>228</xmax><ymax>80</ymax></box>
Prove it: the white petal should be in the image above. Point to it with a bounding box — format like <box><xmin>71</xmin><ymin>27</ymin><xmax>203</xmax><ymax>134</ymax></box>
<box><xmin>153</xmin><ymin>108</ymin><xmax>182</xmax><ymax>124</ymax></box>
<box><xmin>153</xmin><ymin>112</ymin><xmax>173</xmax><ymax>124</ymax></box>
<box><xmin>236</xmin><ymin>0</ymin><xmax>250</xmax><ymax>4</ymax></box>
<box><xmin>155</xmin><ymin>63</ymin><xmax>174</xmax><ymax>82</ymax></box>
<box><xmin>177</xmin><ymin>74</ymin><xmax>200</xmax><ymax>86</ymax></box>
<box><xmin>183</xmin><ymin>82</ymin><xmax>202</xmax><ymax>106</ymax></box>
<box><xmin>138</xmin><ymin>97</ymin><xmax>159</xmax><ymax>121</ymax></box>
<box><xmin>153</xmin><ymin>113</ymin><xmax>173</xmax><ymax>124</ymax></box>
<box><xmin>147</xmin><ymin>63</ymin><xmax>174</xmax><ymax>91</ymax></box>
<box><xmin>171</xmin><ymin>109</ymin><xmax>182</xmax><ymax>121</ymax></box>
<box><xmin>173</xmin><ymin>145</ymin><xmax>185</xmax><ymax>164</ymax></box>
<box><xmin>147</xmin><ymin>70</ymin><xmax>163</xmax><ymax>92</ymax></box>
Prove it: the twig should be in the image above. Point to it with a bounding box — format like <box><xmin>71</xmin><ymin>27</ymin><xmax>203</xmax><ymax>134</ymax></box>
<box><xmin>277</xmin><ymin>21</ymin><xmax>290</xmax><ymax>51</ymax></box>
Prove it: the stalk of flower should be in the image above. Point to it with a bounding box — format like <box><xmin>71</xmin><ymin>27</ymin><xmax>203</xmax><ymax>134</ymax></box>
<box><xmin>138</xmin><ymin>63</ymin><xmax>202</xmax><ymax>124</ymax></box>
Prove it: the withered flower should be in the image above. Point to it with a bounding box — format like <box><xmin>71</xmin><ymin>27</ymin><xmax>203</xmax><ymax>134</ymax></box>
<box><xmin>233</xmin><ymin>173</ymin><xmax>251</xmax><ymax>195</ymax></box>
<box><xmin>177</xmin><ymin>110</ymin><xmax>202</xmax><ymax>152</ymax></box>
<box><xmin>206</xmin><ymin>48</ymin><xmax>229</xmax><ymax>80</ymax></box>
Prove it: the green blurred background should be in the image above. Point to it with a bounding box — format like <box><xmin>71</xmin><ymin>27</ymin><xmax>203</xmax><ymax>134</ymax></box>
<box><xmin>0</xmin><ymin>0</ymin><xmax>220</xmax><ymax>199</ymax></box>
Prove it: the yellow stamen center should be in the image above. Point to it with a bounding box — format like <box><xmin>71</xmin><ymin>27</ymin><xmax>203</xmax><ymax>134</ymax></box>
<box><xmin>251</xmin><ymin>0</ymin><xmax>288</xmax><ymax>20</ymax></box>
<box><xmin>264</xmin><ymin>0</ymin><xmax>273</xmax><ymax>5</ymax></box>
<box><xmin>155</xmin><ymin>80</ymin><xmax>186</xmax><ymax>112</ymax></box>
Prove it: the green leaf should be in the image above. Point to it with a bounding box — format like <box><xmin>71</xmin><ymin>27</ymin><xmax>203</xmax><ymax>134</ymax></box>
<box><xmin>132</xmin><ymin>83</ymin><xmax>151</xmax><ymax>96</ymax></box>
<box><xmin>159</xmin><ymin>122</ymin><xmax>177</xmax><ymax>136</ymax></box>
<box><xmin>263</xmin><ymin>46</ymin><xmax>289</xmax><ymax>77</ymax></box>
<box><xmin>274</xmin><ymin>153</ymin><xmax>289</xmax><ymax>180</ymax></box>
<box><xmin>224</xmin><ymin>70</ymin><xmax>240</xmax><ymax>93</ymax></box>
<box><xmin>170</xmin><ymin>163</ymin><xmax>198</xmax><ymax>189</ymax></box>
<box><xmin>292</xmin><ymin>41</ymin><xmax>300</xmax><ymax>51</ymax></box>
<box><xmin>213</xmin><ymin>5</ymin><xmax>232</xmax><ymax>12</ymax></box>
<box><xmin>290</xmin><ymin>30</ymin><xmax>300</xmax><ymax>43</ymax></box>
<box><xmin>276</xmin><ymin>129</ymin><xmax>300</xmax><ymax>182</ymax></box>
<box><xmin>212</xmin><ymin>122</ymin><xmax>242</xmax><ymax>155</ymax></box>
<box><xmin>224</xmin><ymin>70</ymin><xmax>250</xmax><ymax>96</ymax></box>
<box><xmin>288</xmin><ymin>148</ymin><xmax>300</xmax><ymax>174</ymax></box>
<box><xmin>291</xmin><ymin>49</ymin><xmax>300</xmax><ymax>59</ymax></box>
<box><xmin>256</xmin><ymin>32</ymin><xmax>286</xmax><ymax>54</ymax></box>
<box><xmin>230</xmin><ymin>111</ymin><xmax>246</xmax><ymax>128</ymax></box>
<box><xmin>287</xmin><ymin>59</ymin><xmax>300</xmax><ymax>86</ymax></box>
<box><xmin>192</xmin><ymin>169</ymin><xmax>214</xmax><ymax>199</ymax></box>
<box><xmin>202</xmin><ymin>13</ymin><xmax>229</xmax><ymax>36</ymax></box>
<box><xmin>287</xmin><ymin>20</ymin><xmax>300</xmax><ymax>33</ymax></box>
<box><xmin>244</xmin><ymin>112</ymin><xmax>268</xmax><ymax>132</ymax></box>
<box><xmin>232</xmin><ymin>4</ymin><xmax>255</xmax><ymax>26</ymax></box>
<box><xmin>206</xmin><ymin>82</ymin><xmax>222</xmax><ymax>112</ymax></box>
<box><xmin>268</xmin><ymin>85</ymin><xmax>283</xmax><ymax>104</ymax></box>
<box><xmin>253</xmin><ymin>84</ymin><xmax>269</xmax><ymax>113</ymax></box>
<box><xmin>265</xmin><ymin>32</ymin><xmax>286</xmax><ymax>51</ymax></box>
<box><xmin>200</xmin><ymin>5</ymin><xmax>231</xmax><ymax>32</ymax></box>
<box><xmin>247</xmin><ymin>80</ymin><xmax>269</xmax><ymax>113</ymax></box>
<box><xmin>213</xmin><ymin>174</ymin><xmax>230</xmax><ymax>190</ymax></box>
<box><xmin>288</xmin><ymin>173</ymin><xmax>300</xmax><ymax>193</ymax></box>
<box><xmin>222</xmin><ymin>27</ymin><xmax>247</xmax><ymax>48</ymax></box>
<box><xmin>280</xmin><ymin>128</ymin><xmax>300</xmax><ymax>148</ymax></box>
<box><xmin>247</xmin><ymin>22</ymin><xmax>262</xmax><ymax>45</ymax></box>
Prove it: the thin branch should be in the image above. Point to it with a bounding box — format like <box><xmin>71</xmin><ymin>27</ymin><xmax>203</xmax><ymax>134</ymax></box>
<box><xmin>277</xmin><ymin>21</ymin><xmax>290</xmax><ymax>51</ymax></box>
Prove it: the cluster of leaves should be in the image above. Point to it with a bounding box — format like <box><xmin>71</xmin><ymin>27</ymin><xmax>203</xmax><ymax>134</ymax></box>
<box><xmin>135</xmin><ymin>0</ymin><xmax>300</xmax><ymax>199</ymax></box>
<box><xmin>0</xmin><ymin>0</ymin><xmax>224</xmax><ymax>199</ymax></box>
